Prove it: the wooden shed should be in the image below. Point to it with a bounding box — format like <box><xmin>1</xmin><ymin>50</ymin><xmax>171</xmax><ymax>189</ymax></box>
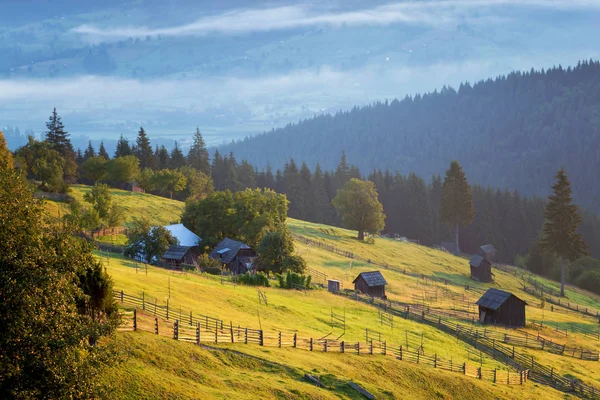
<box><xmin>469</xmin><ymin>255</ymin><xmax>492</xmax><ymax>282</ymax></box>
<box><xmin>209</xmin><ymin>237</ymin><xmax>257</xmax><ymax>274</ymax></box>
<box><xmin>353</xmin><ymin>271</ymin><xmax>387</xmax><ymax>299</ymax></box>
<box><xmin>476</xmin><ymin>288</ymin><xmax>527</xmax><ymax>327</ymax></box>
<box><xmin>479</xmin><ymin>244</ymin><xmax>497</xmax><ymax>262</ymax></box>
<box><xmin>328</xmin><ymin>279</ymin><xmax>341</xmax><ymax>294</ymax></box>
<box><xmin>162</xmin><ymin>245</ymin><xmax>200</xmax><ymax>269</ymax></box>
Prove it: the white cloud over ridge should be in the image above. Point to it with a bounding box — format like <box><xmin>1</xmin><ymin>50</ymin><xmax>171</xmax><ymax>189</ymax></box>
<box><xmin>72</xmin><ymin>0</ymin><xmax>600</xmax><ymax>41</ymax></box>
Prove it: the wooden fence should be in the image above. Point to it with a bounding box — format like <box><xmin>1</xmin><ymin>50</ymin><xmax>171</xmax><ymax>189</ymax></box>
<box><xmin>114</xmin><ymin>289</ymin><xmax>527</xmax><ymax>386</ymax></box>
<box><xmin>344</xmin><ymin>292</ymin><xmax>600</xmax><ymax>399</ymax></box>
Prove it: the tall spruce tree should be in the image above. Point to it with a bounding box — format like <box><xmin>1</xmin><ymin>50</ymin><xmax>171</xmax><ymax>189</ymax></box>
<box><xmin>156</xmin><ymin>145</ymin><xmax>170</xmax><ymax>170</ymax></box>
<box><xmin>98</xmin><ymin>141</ymin><xmax>109</xmax><ymax>160</ymax></box>
<box><xmin>540</xmin><ymin>168</ymin><xmax>589</xmax><ymax>296</ymax></box>
<box><xmin>45</xmin><ymin>108</ymin><xmax>73</xmax><ymax>157</ymax></box>
<box><xmin>134</xmin><ymin>127</ymin><xmax>155</xmax><ymax>169</ymax></box>
<box><xmin>114</xmin><ymin>135</ymin><xmax>132</xmax><ymax>158</ymax></box>
<box><xmin>187</xmin><ymin>128</ymin><xmax>210</xmax><ymax>174</ymax></box>
<box><xmin>170</xmin><ymin>141</ymin><xmax>186</xmax><ymax>169</ymax></box>
<box><xmin>439</xmin><ymin>161</ymin><xmax>475</xmax><ymax>254</ymax></box>
<box><xmin>83</xmin><ymin>140</ymin><xmax>95</xmax><ymax>161</ymax></box>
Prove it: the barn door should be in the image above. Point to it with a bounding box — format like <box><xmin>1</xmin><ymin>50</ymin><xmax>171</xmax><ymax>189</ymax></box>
<box><xmin>479</xmin><ymin>310</ymin><xmax>486</xmax><ymax>324</ymax></box>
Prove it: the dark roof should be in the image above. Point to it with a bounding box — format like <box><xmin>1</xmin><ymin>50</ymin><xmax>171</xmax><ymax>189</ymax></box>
<box><xmin>476</xmin><ymin>288</ymin><xmax>526</xmax><ymax>310</ymax></box>
<box><xmin>209</xmin><ymin>238</ymin><xmax>252</xmax><ymax>264</ymax></box>
<box><xmin>163</xmin><ymin>245</ymin><xmax>193</xmax><ymax>261</ymax></box>
<box><xmin>353</xmin><ymin>271</ymin><xmax>387</xmax><ymax>287</ymax></box>
<box><xmin>469</xmin><ymin>255</ymin><xmax>490</xmax><ymax>268</ymax></box>
<box><xmin>441</xmin><ymin>242</ymin><xmax>458</xmax><ymax>254</ymax></box>
<box><xmin>480</xmin><ymin>244</ymin><xmax>497</xmax><ymax>254</ymax></box>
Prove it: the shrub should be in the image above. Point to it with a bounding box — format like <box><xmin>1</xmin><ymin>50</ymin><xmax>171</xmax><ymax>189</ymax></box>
<box><xmin>277</xmin><ymin>272</ymin><xmax>312</xmax><ymax>289</ymax></box>
<box><xmin>238</xmin><ymin>272</ymin><xmax>270</xmax><ymax>287</ymax></box>
<box><xmin>197</xmin><ymin>253</ymin><xmax>221</xmax><ymax>271</ymax></box>
<box><xmin>203</xmin><ymin>266</ymin><xmax>222</xmax><ymax>275</ymax></box>
<box><xmin>575</xmin><ymin>270</ymin><xmax>600</xmax><ymax>295</ymax></box>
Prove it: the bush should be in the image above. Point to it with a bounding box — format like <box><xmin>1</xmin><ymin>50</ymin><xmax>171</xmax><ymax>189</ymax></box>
<box><xmin>575</xmin><ymin>270</ymin><xmax>600</xmax><ymax>295</ymax></box>
<box><xmin>203</xmin><ymin>266</ymin><xmax>222</xmax><ymax>275</ymax></box>
<box><xmin>197</xmin><ymin>253</ymin><xmax>221</xmax><ymax>271</ymax></box>
<box><xmin>277</xmin><ymin>272</ymin><xmax>312</xmax><ymax>289</ymax></box>
<box><xmin>238</xmin><ymin>272</ymin><xmax>270</xmax><ymax>287</ymax></box>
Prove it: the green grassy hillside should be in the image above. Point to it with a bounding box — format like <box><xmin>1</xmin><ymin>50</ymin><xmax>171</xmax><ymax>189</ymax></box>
<box><xmin>43</xmin><ymin>187</ymin><xmax>600</xmax><ymax>398</ymax></box>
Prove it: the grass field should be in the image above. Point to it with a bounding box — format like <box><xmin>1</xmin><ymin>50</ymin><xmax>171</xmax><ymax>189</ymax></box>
<box><xmin>43</xmin><ymin>186</ymin><xmax>600</xmax><ymax>398</ymax></box>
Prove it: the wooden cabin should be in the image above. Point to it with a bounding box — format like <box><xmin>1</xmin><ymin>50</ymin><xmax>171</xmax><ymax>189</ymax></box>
<box><xmin>353</xmin><ymin>271</ymin><xmax>387</xmax><ymax>299</ymax></box>
<box><xmin>476</xmin><ymin>288</ymin><xmax>527</xmax><ymax>327</ymax></box>
<box><xmin>209</xmin><ymin>237</ymin><xmax>257</xmax><ymax>274</ymax></box>
<box><xmin>328</xmin><ymin>279</ymin><xmax>341</xmax><ymax>294</ymax></box>
<box><xmin>469</xmin><ymin>255</ymin><xmax>492</xmax><ymax>282</ymax></box>
<box><xmin>162</xmin><ymin>245</ymin><xmax>200</xmax><ymax>269</ymax></box>
<box><xmin>479</xmin><ymin>244</ymin><xmax>497</xmax><ymax>262</ymax></box>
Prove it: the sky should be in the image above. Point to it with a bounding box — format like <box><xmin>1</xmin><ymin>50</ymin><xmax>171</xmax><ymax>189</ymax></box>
<box><xmin>1</xmin><ymin>0</ymin><xmax>600</xmax><ymax>146</ymax></box>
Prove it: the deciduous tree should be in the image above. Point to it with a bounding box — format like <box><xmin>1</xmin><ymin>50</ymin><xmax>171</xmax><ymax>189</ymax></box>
<box><xmin>332</xmin><ymin>178</ymin><xmax>385</xmax><ymax>240</ymax></box>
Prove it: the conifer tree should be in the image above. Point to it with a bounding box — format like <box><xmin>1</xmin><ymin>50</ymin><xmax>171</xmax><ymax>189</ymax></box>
<box><xmin>170</xmin><ymin>141</ymin><xmax>186</xmax><ymax>169</ymax></box>
<box><xmin>540</xmin><ymin>168</ymin><xmax>589</xmax><ymax>296</ymax></box>
<box><xmin>439</xmin><ymin>160</ymin><xmax>475</xmax><ymax>254</ymax></box>
<box><xmin>264</xmin><ymin>164</ymin><xmax>275</xmax><ymax>190</ymax></box>
<box><xmin>335</xmin><ymin>151</ymin><xmax>350</xmax><ymax>187</ymax></box>
<box><xmin>83</xmin><ymin>140</ymin><xmax>95</xmax><ymax>161</ymax></box>
<box><xmin>156</xmin><ymin>145</ymin><xmax>170</xmax><ymax>170</ymax></box>
<box><xmin>134</xmin><ymin>127</ymin><xmax>155</xmax><ymax>169</ymax></box>
<box><xmin>187</xmin><ymin>128</ymin><xmax>210</xmax><ymax>174</ymax></box>
<box><xmin>98</xmin><ymin>141</ymin><xmax>109</xmax><ymax>160</ymax></box>
<box><xmin>76</xmin><ymin>148</ymin><xmax>84</xmax><ymax>167</ymax></box>
<box><xmin>45</xmin><ymin>108</ymin><xmax>73</xmax><ymax>157</ymax></box>
<box><xmin>114</xmin><ymin>135</ymin><xmax>132</xmax><ymax>158</ymax></box>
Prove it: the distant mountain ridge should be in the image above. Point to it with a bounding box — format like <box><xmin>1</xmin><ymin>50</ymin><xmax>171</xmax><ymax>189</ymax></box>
<box><xmin>220</xmin><ymin>60</ymin><xmax>600</xmax><ymax>212</ymax></box>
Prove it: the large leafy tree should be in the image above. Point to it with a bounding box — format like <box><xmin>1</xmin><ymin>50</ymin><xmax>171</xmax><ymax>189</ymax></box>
<box><xmin>540</xmin><ymin>168</ymin><xmax>589</xmax><ymax>296</ymax></box>
<box><xmin>182</xmin><ymin>191</ymin><xmax>236</xmax><ymax>250</ymax></box>
<box><xmin>332</xmin><ymin>178</ymin><xmax>385</xmax><ymax>240</ymax></box>
<box><xmin>125</xmin><ymin>218</ymin><xmax>177</xmax><ymax>263</ymax></box>
<box><xmin>14</xmin><ymin>137</ymin><xmax>67</xmax><ymax>193</ymax></box>
<box><xmin>0</xmin><ymin>130</ymin><xmax>13</xmax><ymax>168</ymax></box>
<box><xmin>439</xmin><ymin>160</ymin><xmax>475</xmax><ymax>254</ymax></box>
<box><xmin>81</xmin><ymin>156</ymin><xmax>108</xmax><ymax>183</ymax></box>
<box><xmin>256</xmin><ymin>227</ymin><xmax>306</xmax><ymax>275</ymax></box>
<box><xmin>187</xmin><ymin>128</ymin><xmax>210</xmax><ymax>174</ymax></box>
<box><xmin>179</xmin><ymin>165</ymin><xmax>213</xmax><ymax>201</ymax></box>
<box><xmin>152</xmin><ymin>169</ymin><xmax>187</xmax><ymax>199</ymax></box>
<box><xmin>106</xmin><ymin>155</ymin><xmax>140</xmax><ymax>186</ymax></box>
<box><xmin>0</xmin><ymin>148</ymin><xmax>117</xmax><ymax>398</ymax></box>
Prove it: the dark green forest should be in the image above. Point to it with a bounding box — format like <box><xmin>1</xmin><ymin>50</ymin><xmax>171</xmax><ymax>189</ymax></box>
<box><xmin>220</xmin><ymin>60</ymin><xmax>600</xmax><ymax>213</ymax></box>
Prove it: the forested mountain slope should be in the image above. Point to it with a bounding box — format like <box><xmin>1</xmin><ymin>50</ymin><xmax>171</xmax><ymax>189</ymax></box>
<box><xmin>220</xmin><ymin>61</ymin><xmax>600</xmax><ymax>212</ymax></box>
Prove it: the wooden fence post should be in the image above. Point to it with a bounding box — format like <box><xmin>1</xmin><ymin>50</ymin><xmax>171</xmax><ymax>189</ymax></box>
<box><xmin>154</xmin><ymin>298</ymin><xmax>157</xmax><ymax>316</ymax></box>
<box><xmin>507</xmin><ymin>371</ymin><xmax>510</xmax><ymax>384</ymax></box>
<box><xmin>434</xmin><ymin>354</ymin><xmax>437</xmax><ymax>368</ymax></box>
<box><xmin>399</xmin><ymin>345</ymin><xmax>402</xmax><ymax>360</ymax></box>
<box><xmin>260</xmin><ymin>330</ymin><xmax>264</xmax><ymax>346</ymax></box>
<box><xmin>341</xmin><ymin>341</ymin><xmax>345</xmax><ymax>353</ymax></box>
<box><xmin>120</xmin><ymin>290</ymin><xmax>124</xmax><ymax>303</ymax></box>
<box><xmin>196</xmin><ymin>322</ymin><xmax>200</xmax><ymax>344</ymax></box>
<box><xmin>190</xmin><ymin>311</ymin><xmax>193</xmax><ymax>326</ymax></box>
<box><xmin>245</xmin><ymin>328</ymin><xmax>248</xmax><ymax>344</ymax></box>
<box><xmin>463</xmin><ymin>363</ymin><xmax>466</xmax><ymax>375</ymax></box>
<box><xmin>214</xmin><ymin>325</ymin><xmax>218</xmax><ymax>344</ymax></box>
<box><xmin>417</xmin><ymin>351</ymin><xmax>420</xmax><ymax>364</ymax></box>
<box><xmin>324</xmin><ymin>339</ymin><xmax>328</xmax><ymax>352</ymax></box>
<box><xmin>520</xmin><ymin>371</ymin><xmax>523</xmax><ymax>385</ymax></box>
<box><xmin>309</xmin><ymin>338</ymin><xmax>313</xmax><ymax>351</ymax></box>
<box><xmin>230</xmin><ymin>322</ymin><xmax>234</xmax><ymax>343</ymax></box>
<box><xmin>383</xmin><ymin>341</ymin><xmax>387</xmax><ymax>356</ymax></box>
<box><xmin>166</xmin><ymin>298</ymin><xmax>169</xmax><ymax>320</ymax></box>
<box><xmin>142</xmin><ymin>292</ymin><xmax>145</xmax><ymax>310</ymax></box>
<box><xmin>155</xmin><ymin>317</ymin><xmax>158</xmax><ymax>335</ymax></box>
<box><xmin>369</xmin><ymin>341</ymin><xmax>373</xmax><ymax>355</ymax></box>
<box><xmin>279</xmin><ymin>331</ymin><xmax>282</xmax><ymax>348</ymax></box>
<box><xmin>493</xmin><ymin>369</ymin><xmax>497</xmax><ymax>383</ymax></box>
<box><xmin>173</xmin><ymin>320</ymin><xmax>178</xmax><ymax>340</ymax></box>
<box><xmin>133</xmin><ymin>308</ymin><xmax>137</xmax><ymax>331</ymax></box>
<box><xmin>293</xmin><ymin>333</ymin><xmax>297</xmax><ymax>348</ymax></box>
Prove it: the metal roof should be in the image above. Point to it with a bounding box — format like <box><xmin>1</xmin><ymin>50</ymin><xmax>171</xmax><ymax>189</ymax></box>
<box><xmin>353</xmin><ymin>271</ymin><xmax>387</xmax><ymax>287</ymax></box>
<box><xmin>163</xmin><ymin>223</ymin><xmax>202</xmax><ymax>247</ymax></box>
<box><xmin>480</xmin><ymin>244</ymin><xmax>497</xmax><ymax>255</ymax></box>
<box><xmin>209</xmin><ymin>238</ymin><xmax>253</xmax><ymax>265</ymax></box>
<box><xmin>476</xmin><ymin>288</ymin><xmax>526</xmax><ymax>310</ymax></box>
<box><xmin>162</xmin><ymin>245</ymin><xmax>193</xmax><ymax>261</ymax></box>
<box><xmin>469</xmin><ymin>255</ymin><xmax>489</xmax><ymax>268</ymax></box>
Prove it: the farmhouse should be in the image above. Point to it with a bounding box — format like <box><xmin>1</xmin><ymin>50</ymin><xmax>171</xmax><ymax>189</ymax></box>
<box><xmin>476</xmin><ymin>288</ymin><xmax>527</xmax><ymax>327</ymax></box>
<box><xmin>163</xmin><ymin>223</ymin><xmax>202</xmax><ymax>247</ymax></box>
<box><xmin>162</xmin><ymin>245</ymin><xmax>201</xmax><ymax>268</ymax></box>
<box><xmin>209</xmin><ymin>238</ymin><xmax>257</xmax><ymax>274</ymax></box>
<box><xmin>353</xmin><ymin>271</ymin><xmax>387</xmax><ymax>299</ymax></box>
<box><xmin>479</xmin><ymin>244</ymin><xmax>497</xmax><ymax>262</ymax></box>
<box><xmin>469</xmin><ymin>255</ymin><xmax>492</xmax><ymax>282</ymax></box>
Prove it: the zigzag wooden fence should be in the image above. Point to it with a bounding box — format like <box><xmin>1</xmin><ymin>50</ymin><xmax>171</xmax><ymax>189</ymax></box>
<box><xmin>344</xmin><ymin>292</ymin><xmax>600</xmax><ymax>399</ymax></box>
<box><xmin>113</xmin><ymin>289</ymin><xmax>527</xmax><ymax>386</ymax></box>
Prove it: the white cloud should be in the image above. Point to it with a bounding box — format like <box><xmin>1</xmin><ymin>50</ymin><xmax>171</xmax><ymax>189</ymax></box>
<box><xmin>72</xmin><ymin>0</ymin><xmax>600</xmax><ymax>41</ymax></box>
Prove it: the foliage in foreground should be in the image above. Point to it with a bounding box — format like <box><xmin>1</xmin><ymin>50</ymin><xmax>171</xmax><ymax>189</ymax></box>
<box><xmin>0</xmin><ymin>131</ymin><xmax>118</xmax><ymax>398</ymax></box>
<box><xmin>277</xmin><ymin>272</ymin><xmax>312</xmax><ymax>290</ymax></box>
<box><xmin>238</xmin><ymin>272</ymin><xmax>271</xmax><ymax>287</ymax></box>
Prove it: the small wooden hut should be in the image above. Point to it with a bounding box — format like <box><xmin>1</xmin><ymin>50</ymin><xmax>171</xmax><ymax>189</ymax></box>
<box><xmin>479</xmin><ymin>244</ymin><xmax>497</xmax><ymax>262</ymax></box>
<box><xmin>469</xmin><ymin>255</ymin><xmax>492</xmax><ymax>282</ymax></box>
<box><xmin>476</xmin><ymin>288</ymin><xmax>527</xmax><ymax>327</ymax></box>
<box><xmin>328</xmin><ymin>279</ymin><xmax>341</xmax><ymax>294</ymax></box>
<box><xmin>209</xmin><ymin>237</ymin><xmax>257</xmax><ymax>274</ymax></box>
<box><xmin>353</xmin><ymin>271</ymin><xmax>387</xmax><ymax>298</ymax></box>
<box><xmin>162</xmin><ymin>245</ymin><xmax>200</xmax><ymax>269</ymax></box>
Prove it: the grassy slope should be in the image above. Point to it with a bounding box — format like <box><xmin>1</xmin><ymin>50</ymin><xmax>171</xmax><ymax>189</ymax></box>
<box><xmin>43</xmin><ymin>186</ymin><xmax>599</xmax><ymax>397</ymax></box>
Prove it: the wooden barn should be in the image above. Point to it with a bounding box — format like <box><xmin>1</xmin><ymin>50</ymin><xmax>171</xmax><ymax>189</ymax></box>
<box><xmin>476</xmin><ymin>288</ymin><xmax>527</xmax><ymax>327</ymax></box>
<box><xmin>469</xmin><ymin>255</ymin><xmax>492</xmax><ymax>282</ymax></box>
<box><xmin>162</xmin><ymin>245</ymin><xmax>200</xmax><ymax>269</ymax></box>
<box><xmin>209</xmin><ymin>238</ymin><xmax>257</xmax><ymax>274</ymax></box>
<box><xmin>353</xmin><ymin>271</ymin><xmax>387</xmax><ymax>299</ymax></box>
<box><xmin>479</xmin><ymin>244</ymin><xmax>497</xmax><ymax>262</ymax></box>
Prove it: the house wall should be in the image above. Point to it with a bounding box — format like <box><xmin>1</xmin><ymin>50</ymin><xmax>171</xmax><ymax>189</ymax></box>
<box><xmin>470</xmin><ymin>264</ymin><xmax>492</xmax><ymax>282</ymax></box>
